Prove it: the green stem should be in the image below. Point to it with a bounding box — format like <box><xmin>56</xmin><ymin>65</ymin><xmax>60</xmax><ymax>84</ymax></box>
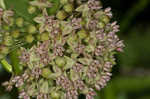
<box><xmin>9</xmin><ymin>49</ymin><xmax>23</xmax><ymax>75</ymax></box>
<box><xmin>0</xmin><ymin>59</ymin><xmax>12</xmax><ymax>73</ymax></box>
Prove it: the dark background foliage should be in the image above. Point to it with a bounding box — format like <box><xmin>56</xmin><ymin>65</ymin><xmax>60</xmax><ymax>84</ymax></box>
<box><xmin>0</xmin><ymin>0</ymin><xmax>150</xmax><ymax>99</ymax></box>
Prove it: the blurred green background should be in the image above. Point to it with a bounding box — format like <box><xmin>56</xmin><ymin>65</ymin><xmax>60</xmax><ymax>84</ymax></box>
<box><xmin>1</xmin><ymin>0</ymin><xmax>150</xmax><ymax>99</ymax></box>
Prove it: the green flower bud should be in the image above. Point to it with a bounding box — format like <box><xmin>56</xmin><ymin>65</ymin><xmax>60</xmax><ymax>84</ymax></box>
<box><xmin>25</xmin><ymin>34</ymin><xmax>34</xmax><ymax>43</ymax></box>
<box><xmin>3</xmin><ymin>35</ymin><xmax>13</xmax><ymax>46</ymax></box>
<box><xmin>28</xmin><ymin>6</ymin><xmax>36</xmax><ymax>14</ymax></box>
<box><xmin>98</xmin><ymin>22</ymin><xmax>105</xmax><ymax>28</ymax></box>
<box><xmin>77</xmin><ymin>29</ymin><xmax>87</xmax><ymax>39</ymax></box>
<box><xmin>40</xmin><ymin>32</ymin><xmax>49</xmax><ymax>41</ymax></box>
<box><xmin>100</xmin><ymin>15</ymin><xmax>110</xmax><ymax>24</ymax></box>
<box><xmin>56</xmin><ymin>10</ymin><xmax>67</xmax><ymax>20</ymax></box>
<box><xmin>55</xmin><ymin>57</ymin><xmax>66</xmax><ymax>68</ymax></box>
<box><xmin>42</xmin><ymin>68</ymin><xmax>52</xmax><ymax>79</ymax></box>
<box><xmin>63</xmin><ymin>4</ymin><xmax>74</xmax><ymax>13</ymax></box>
<box><xmin>27</xmin><ymin>24</ymin><xmax>37</xmax><ymax>34</ymax></box>
<box><xmin>60</xmin><ymin>0</ymin><xmax>68</xmax><ymax>5</ymax></box>
<box><xmin>16</xmin><ymin>17</ymin><xmax>24</xmax><ymax>27</ymax></box>
<box><xmin>50</xmin><ymin>91</ymin><xmax>60</xmax><ymax>99</ymax></box>
<box><xmin>11</xmin><ymin>30</ymin><xmax>20</xmax><ymax>38</ymax></box>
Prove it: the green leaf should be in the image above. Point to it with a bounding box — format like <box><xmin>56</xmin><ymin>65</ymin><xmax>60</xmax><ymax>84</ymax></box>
<box><xmin>5</xmin><ymin>0</ymin><xmax>36</xmax><ymax>23</ymax></box>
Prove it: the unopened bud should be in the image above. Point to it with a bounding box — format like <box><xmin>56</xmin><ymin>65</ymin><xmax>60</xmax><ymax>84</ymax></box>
<box><xmin>77</xmin><ymin>29</ymin><xmax>87</xmax><ymax>39</ymax></box>
<box><xmin>11</xmin><ymin>30</ymin><xmax>20</xmax><ymax>38</ymax></box>
<box><xmin>28</xmin><ymin>6</ymin><xmax>36</xmax><ymax>14</ymax></box>
<box><xmin>40</xmin><ymin>32</ymin><xmax>49</xmax><ymax>41</ymax></box>
<box><xmin>50</xmin><ymin>91</ymin><xmax>60</xmax><ymax>99</ymax></box>
<box><xmin>98</xmin><ymin>22</ymin><xmax>105</xmax><ymax>28</ymax></box>
<box><xmin>55</xmin><ymin>57</ymin><xmax>66</xmax><ymax>68</ymax></box>
<box><xmin>100</xmin><ymin>15</ymin><xmax>110</xmax><ymax>24</ymax></box>
<box><xmin>56</xmin><ymin>10</ymin><xmax>67</xmax><ymax>20</ymax></box>
<box><xmin>25</xmin><ymin>34</ymin><xmax>34</xmax><ymax>43</ymax></box>
<box><xmin>63</xmin><ymin>4</ymin><xmax>74</xmax><ymax>13</ymax></box>
<box><xmin>27</xmin><ymin>24</ymin><xmax>37</xmax><ymax>34</ymax></box>
<box><xmin>3</xmin><ymin>35</ymin><xmax>13</xmax><ymax>46</ymax></box>
<box><xmin>41</xmin><ymin>68</ymin><xmax>52</xmax><ymax>79</ymax></box>
<box><xmin>16</xmin><ymin>17</ymin><xmax>24</xmax><ymax>27</ymax></box>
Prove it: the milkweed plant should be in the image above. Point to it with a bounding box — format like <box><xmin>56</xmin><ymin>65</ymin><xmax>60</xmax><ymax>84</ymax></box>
<box><xmin>0</xmin><ymin>0</ymin><xmax>124</xmax><ymax>99</ymax></box>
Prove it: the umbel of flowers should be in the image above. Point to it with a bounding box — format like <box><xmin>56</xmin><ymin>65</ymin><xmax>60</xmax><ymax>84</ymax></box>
<box><xmin>2</xmin><ymin>0</ymin><xmax>124</xmax><ymax>99</ymax></box>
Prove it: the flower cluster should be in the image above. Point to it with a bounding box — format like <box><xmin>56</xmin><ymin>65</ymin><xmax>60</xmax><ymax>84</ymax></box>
<box><xmin>2</xmin><ymin>0</ymin><xmax>124</xmax><ymax>99</ymax></box>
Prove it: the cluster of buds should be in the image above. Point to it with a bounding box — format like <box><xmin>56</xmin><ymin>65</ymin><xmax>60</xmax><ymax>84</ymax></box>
<box><xmin>0</xmin><ymin>8</ymin><xmax>14</xmax><ymax>59</ymax></box>
<box><xmin>0</xmin><ymin>7</ymin><xmax>37</xmax><ymax>59</ymax></box>
<box><xmin>2</xmin><ymin>0</ymin><xmax>124</xmax><ymax>99</ymax></box>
